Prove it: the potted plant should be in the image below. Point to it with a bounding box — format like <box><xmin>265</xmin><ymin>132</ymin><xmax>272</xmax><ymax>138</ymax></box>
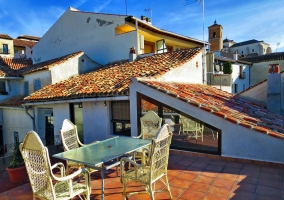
<box><xmin>6</xmin><ymin>142</ymin><xmax>28</xmax><ymax>183</ymax></box>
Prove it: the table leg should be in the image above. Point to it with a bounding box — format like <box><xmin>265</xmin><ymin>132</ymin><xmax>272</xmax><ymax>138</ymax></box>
<box><xmin>101</xmin><ymin>165</ymin><xmax>105</xmax><ymax>200</ymax></box>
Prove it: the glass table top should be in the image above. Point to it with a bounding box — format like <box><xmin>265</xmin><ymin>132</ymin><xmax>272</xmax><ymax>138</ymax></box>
<box><xmin>53</xmin><ymin>136</ymin><xmax>151</xmax><ymax>167</ymax></box>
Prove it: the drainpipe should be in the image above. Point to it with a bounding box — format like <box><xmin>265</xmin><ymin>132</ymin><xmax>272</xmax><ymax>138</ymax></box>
<box><xmin>24</xmin><ymin>105</ymin><xmax>35</xmax><ymax>130</ymax></box>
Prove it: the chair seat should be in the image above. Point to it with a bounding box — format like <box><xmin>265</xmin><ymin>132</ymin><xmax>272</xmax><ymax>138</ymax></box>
<box><xmin>55</xmin><ymin>181</ymin><xmax>88</xmax><ymax>199</ymax></box>
<box><xmin>123</xmin><ymin>166</ymin><xmax>151</xmax><ymax>184</ymax></box>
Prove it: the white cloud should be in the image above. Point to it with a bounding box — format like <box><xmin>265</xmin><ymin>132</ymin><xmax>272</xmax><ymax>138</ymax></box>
<box><xmin>93</xmin><ymin>0</ymin><xmax>112</xmax><ymax>12</ymax></box>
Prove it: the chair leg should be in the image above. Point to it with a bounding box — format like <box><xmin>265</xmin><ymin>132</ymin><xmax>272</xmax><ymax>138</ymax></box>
<box><xmin>149</xmin><ymin>183</ymin><xmax>154</xmax><ymax>200</ymax></box>
<box><xmin>165</xmin><ymin>175</ymin><xmax>172</xmax><ymax>199</ymax></box>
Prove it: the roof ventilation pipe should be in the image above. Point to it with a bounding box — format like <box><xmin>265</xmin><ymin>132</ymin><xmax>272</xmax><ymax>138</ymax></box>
<box><xmin>129</xmin><ymin>47</ymin><xmax>136</xmax><ymax>62</ymax></box>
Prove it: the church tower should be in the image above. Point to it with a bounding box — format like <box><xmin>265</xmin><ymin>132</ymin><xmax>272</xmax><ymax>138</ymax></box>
<box><xmin>208</xmin><ymin>20</ymin><xmax>223</xmax><ymax>51</ymax></box>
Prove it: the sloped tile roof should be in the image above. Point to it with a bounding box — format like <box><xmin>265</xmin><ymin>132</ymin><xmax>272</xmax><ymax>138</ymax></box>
<box><xmin>19</xmin><ymin>51</ymin><xmax>84</xmax><ymax>75</ymax></box>
<box><xmin>0</xmin><ymin>34</ymin><xmax>13</xmax><ymax>40</ymax></box>
<box><xmin>13</xmin><ymin>39</ymin><xmax>37</xmax><ymax>48</ymax></box>
<box><xmin>0</xmin><ymin>95</ymin><xmax>25</xmax><ymax>108</ymax></box>
<box><xmin>137</xmin><ymin>79</ymin><xmax>284</xmax><ymax>139</ymax></box>
<box><xmin>0</xmin><ymin>57</ymin><xmax>32</xmax><ymax>77</ymax></box>
<box><xmin>24</xmin><ymin>47</ymin><xmax>202</xmax><ymax>102</ymax></box>
<box><xmin>239</xmin><ymin>52</ymin><xmax>284</xmax><ymax>63</ymax></box>
<box><xmin>230</xmin><ymin>39</ymin><xmax>262</xmax><ymax>48</ymax></box>
<box><xmin>16</xmin><ymin>35</ymin><xmax>41</xmax><ymax>41</ymax></box>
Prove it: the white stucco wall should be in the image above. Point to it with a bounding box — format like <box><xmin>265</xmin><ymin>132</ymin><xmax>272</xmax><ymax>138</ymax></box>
<box><xmin>130</xmin><ymin>78</ymin><xmax>284</xmax><ymax>164</ymax></box>
<box><xmin>50</xmin><ymin>54</ymin><xmax>101</xmax><ymax>84</ymax></box>
<box><xmin>230</xmin><ymin>42</ymin><xmax>270</xmax><ymax>56</ymax></box>
<box><xmin>0</xmin><ymin>79</ymin><xmax>23</xmax><ymax>101</ymax></box>
<box><xmin>231</xmin><ymin>63</ymin><xmax>250</xmax><ymax>94</ymax></box>
<box><xmin>250</xmin><ymin>60</ymin><xmax>284</xmax><ymax>85</ymax></box>
<box><xmin>24</xmin><ymin>71</ymin><xmax>51</xmax><ymax>94</ymax></box>
<box><xmin>82</xmin><ymin>101</ymin><xmax>110</xmax><ymax>142</ymax></box>
<box><xmin>2</xmin><ymin>108</ymin><xmax>33</xmax><ymax>144</ymax></box>
<box><xmin>240</xmin><ymin>81</ymin><xmax>267</xmax><ymax>103</ymax></box>
<box><xmin>32</xmin><ymin>8</ymin><xmax>138</xmax><ymax>65</ymax></box>
<box><xmin>157</xmin><ymin>52</ymin><xmax>203</xmax><ymax>83</ymax></box>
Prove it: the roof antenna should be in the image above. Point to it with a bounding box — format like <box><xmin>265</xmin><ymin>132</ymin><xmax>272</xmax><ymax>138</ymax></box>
<box><xmin>125</xmin><ymin>0</ymin><xmax>127</xmax><ymax>15</ymax></box>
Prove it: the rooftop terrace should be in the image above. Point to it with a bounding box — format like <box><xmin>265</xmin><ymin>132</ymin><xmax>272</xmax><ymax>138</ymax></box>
<box><xmin>0</xmin><ymin>150</ymin><xmax>283</xmax><ymax>200</ymax></box>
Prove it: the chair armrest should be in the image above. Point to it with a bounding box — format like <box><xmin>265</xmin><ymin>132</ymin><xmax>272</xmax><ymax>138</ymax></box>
<box><xmin>51</xmin><ymin>162</ymin><xmax>66</xmax><ymax>177</ymax></box>
<box><xmin>132</xmin><ymin>133</ymin><xmax>142</xmax><ymax>139</ymax></box>
<box><xmin>52</xmin><ymin>167</ymin><xmax>89</xmax><ymax>181</ymax></box>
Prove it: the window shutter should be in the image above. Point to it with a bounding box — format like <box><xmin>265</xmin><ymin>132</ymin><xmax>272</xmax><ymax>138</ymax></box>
<box><xmin>24</xmin><ymin>81</ymin><xmax>29</xmax><ymax>96</ymax></box>
<box><xmin>34</xmin><ymin>79</ymin><xmax>41</xmax><ymax>91</ymax></box>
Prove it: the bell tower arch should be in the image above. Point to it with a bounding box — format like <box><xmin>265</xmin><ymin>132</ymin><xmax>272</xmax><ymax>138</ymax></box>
<box><xmin>208</xmin><ymin>20</ymin><xmax>223</xmax><ymax>51</ymax></box>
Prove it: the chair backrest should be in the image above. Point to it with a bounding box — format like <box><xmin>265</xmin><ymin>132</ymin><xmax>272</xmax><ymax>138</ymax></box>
<box><xmin>180</xmin><ymin>115</ymin><xmax>199</xmax><ymax>131</ymax></box>
<box><xmin>60</xmin><ymin>119</ymin><xmax>82</xmax><ymax>151</ymax></box>
<box><xmin>148</xmin><ymin>124</ymin><xmax>172</xmax><ymax>181</ymax></box>
<box><xmin>20</xmin><ymin>131</ymin><xmax>55</xmax><ymax>198</ymax></box>
<box><xmin>140</xmin><ymin>111</ymin><xmax>162</xmax><ymax>139</ymax></box>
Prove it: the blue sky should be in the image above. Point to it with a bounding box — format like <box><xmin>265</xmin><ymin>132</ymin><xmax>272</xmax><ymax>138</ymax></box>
<box><xmin>1</xmin><ymin>0</ymin><xmax>284</xmax><ymax>52</ymax></box>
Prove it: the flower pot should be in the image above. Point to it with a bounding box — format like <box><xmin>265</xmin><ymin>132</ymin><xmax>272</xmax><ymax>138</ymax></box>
<box><xmin>6</xmin><ymin>165</ymin><xmax>28</xmax><ymax>183</ymax></box>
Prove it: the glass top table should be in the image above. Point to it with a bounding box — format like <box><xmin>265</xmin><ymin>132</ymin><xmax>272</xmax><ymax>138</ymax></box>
<box><xmin>53</xmin><ymin>136</ymin><xmax>151</xmax><ymax>199</ymax></box>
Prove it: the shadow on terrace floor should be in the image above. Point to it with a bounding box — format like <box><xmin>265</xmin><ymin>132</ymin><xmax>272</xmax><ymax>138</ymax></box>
<box><xmin>0</xmin><ymin>151</ymin><xmax>284</xmax><ymax>200</ymax></box>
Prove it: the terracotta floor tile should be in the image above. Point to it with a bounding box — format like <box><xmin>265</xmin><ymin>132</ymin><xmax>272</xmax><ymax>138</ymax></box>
<box><xmin>179</xmin><ymin>189</ymin><xmax>206</xmax><ymax>200</ymax></box>
<box><xmin>239</xmin><ymin>169</ymin><xmax>260</xmax><ymax>178</ymax></box>
<box><xmin>207</xmin><ymin>185</ymin><xmax>232</xmax><ymax>198</ymax></box>
<box><xmin>169</xmin><ymin>185</ymin><xmax>186</xmax><ymax>197</ymax></box>
<box><xmin>170</xmin><ymin>164</ymin><xmax>188</xmax><ymax>171</ymax></box>
<box><xmin>203</xmin><ymin>193</ymin><xmax>227</xmax><ymax>200</ymax></box>
<box><xmin>260</xmin><ymin>166</ymin><xmax>281</xmax><ymax>174</ymax></box>
<box><xmin>190</xmin><ymin>162</ymin><xmax>208</xmax><ymax>169</ymax></box>
<box><xmin>230</xmin><ymin>190</ymin><xmax>255</xmax><ymax>200</ymax></box>
<box><xmin>201</xmin><ymin>171</ymin><xmax>220</xmax><ymax>178</ymax></box>
<box><xmin>218</xmin><ymin>173</ymin><xmax>239</xmax><ymax>180</ymax></box>
<box><xmin>254</xmin><ymin>194</ymin><xmax>282</xmax><ymax>200</ymax></box>
<box><xmin>221</xmin><ymin>167</ymin><xmax>240</xmax><ymax>174</ymax></box>
<box><xmin>256</xmin><ymin>185</ymin><xmax>281</xmax><ymax>198</ymax></box>
<box><xmin>167</xmin><ymin>169</ymin><xmax>182</xmax><ymax>177</ymax></box>
<box><xmin>259</xmin><ymin>172</ymin><xmax>280</xmax><ymax>181</ymax></box>
<box><xmin>232</xmin><ymin>182</ymin><xmax>256</xmax><ymax>193</ymax></box>
<box><xmin>184</xmin><ymin>168</ymin><xmax>202</xmax><ymax>175</ymax></box>
<box><xmin>104</xmin><ymin>193</ymin><xmax>124</xmax><ymax>200</ymax></box>
<box><xmin>210</xmin><ymin>160</ymin><xmax>227</xmax><ymax>167</ymax></box>
<box><xmin>194</xmin><ymin>158</ymin><xmax>213</xmax><ymax>164</ymax></box>
<box><xmin>154</xmin><ymin>191</ymin><xmax>175</xmax><ymax>200</ymax></box>
<box><xmin>212</xmin><ymin>178</ymin><xmax>235</xmax><ymax>189</ymax></box>
<box><xmin>205</xmin><ymin>165</ymin><xmax>224</xmax><ymax>172</ymax></box>
<box><xmin>176</xmin><ymin>160</ymin><xmax>194</xmax><ymax>167</ymax></box>
<box><xmin>177</xmin><ymin>172</ymin><xmax>198</xmax><ymax>181</ymax></box>
<box><xmin>237</xmin><ymin>175</ymin><xmax>258</xmax><ymax>184</ymax></box>
<box><xmin>225</xmin><ymin>161</ymin><xmax>243</xmax><ymax>169</ymax></box>
<box><xmin>187</xmin><ymin>181</ymin><xmax>211</xmax><ymax>193</ymax></box>
<box><xmin>169</xmin><ymin>177</ymin><xmax>192</xmax><ymax>188</ymax></box>
<box><xmin>194</xmin><ymin>175</ymin><xmax>216</xmax><ymax>184</ymax></box>
<box><xmin>242</xmin><ymin>164</ymin><xmax>261</xmax><ymax>171</ymax></box>
<box><xmin>257</xmin><ymin>178</ymin><xmax>281</xmax><ymax>188</ymax></box>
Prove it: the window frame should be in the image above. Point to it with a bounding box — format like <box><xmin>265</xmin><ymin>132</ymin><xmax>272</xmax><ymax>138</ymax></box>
<box><xmin>111</xmin><ymin>101</ymin><xmax>131</xmax><ymax>136</ymax></box>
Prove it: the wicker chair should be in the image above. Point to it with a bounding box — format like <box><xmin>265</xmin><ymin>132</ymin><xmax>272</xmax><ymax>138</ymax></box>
<box><xmin>132</xmin><ymin>111</ymin><xmax>162</xmax><ymax>164</ymax></box>
<box><xmin>180</xmin><ymin>115</ymin><xmax>204</xmax><ymax>142</ymax></box>
<box><xmin>120</xmin><ymin>124</ymin><xmax>173</xmax><ymax>200</ymax></box>
<box><xmin>20</xmin><ymin>131</ymin><xmax>90</xmax><ymax>200</ymax></box>
<box><xmin>60</xmin><ymin>119</ymin><xmax>98</xmax><ymax>174</ymax></box>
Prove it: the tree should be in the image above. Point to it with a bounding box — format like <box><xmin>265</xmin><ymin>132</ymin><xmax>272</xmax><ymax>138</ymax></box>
<box><xmin>223</xmin><ymin>61</ymin><xmax>232</xmax><ymax>74</ymax></box>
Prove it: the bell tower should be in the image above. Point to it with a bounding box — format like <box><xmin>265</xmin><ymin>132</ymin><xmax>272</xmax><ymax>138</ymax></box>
<box><xmin>208</xmin><ymin>20</ymin><xmax>223</xmax><ymax>51</ymax></box>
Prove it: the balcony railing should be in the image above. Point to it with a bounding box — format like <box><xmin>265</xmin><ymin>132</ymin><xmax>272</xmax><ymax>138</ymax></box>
<box><xmin>0</xmin><ymin>48</ymin><xmax>10</xmax><ymax>54</ymax></box>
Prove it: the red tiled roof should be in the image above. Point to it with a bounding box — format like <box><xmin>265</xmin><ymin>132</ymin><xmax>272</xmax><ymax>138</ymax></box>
<box><xmin>0</xmin><ymin>57</ymin><xmax>32</xmax><ymax>77</ymax></box>
<box><xmin>239</xmin><ymin>52</ymin><xmax>284</xmax><ymax>63</ymax></box>
<box><xmin>0</xmin><ymin>34</ymin><xmax>13</xmax><ymax>40</ymax></box>
<box><xmin>24</xmin><ymin>47</ymin><xmax>202</xmax><ymax>102</ymax></box>
<box><xmin>17</xmin><ymin>35</ymin><xmax>41</xmax><ymax>41</ymax></box>
<box><xmin>19</xmin><ymin>51</ymin><xmax>84</xmax><ymax>75</ymax></box>
<box><xmin>0</xmin><ymin>95</ymin><xmax>25</xmax><ymax>108</ymax></box>
<box><xmin>13</xmin><ymin>39</ymin><xmax>37</xmax><ymax>48</ymax></box>
<box><xmin>136</xmin><ymin>79</ymin><xmax>284</xmax><ymax>139</ymax></box>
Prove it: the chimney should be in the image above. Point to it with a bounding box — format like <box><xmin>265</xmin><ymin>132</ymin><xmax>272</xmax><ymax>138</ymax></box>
<box><xmin>267</xmin><ymin>64</ymin><xmax>281</xmax><ymax>114</ymax></box>
<box><xmin>129</xmin><ymin>47</ymin><xmax>136</xmax><ymax>62</ymax></box>
<box><xmin>233</xmin><ymin>51</ymin><xmax>238</xmax><ymax>60</ymax></box>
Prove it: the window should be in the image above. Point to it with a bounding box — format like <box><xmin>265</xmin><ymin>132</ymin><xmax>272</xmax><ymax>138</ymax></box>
<box><xmin>2</xmin><ymin>44</ymin><xmax>8</xmax><ymax>54</ymax></box>
<box><xmin>137</xmin><ymin>93</ymin><xmax>221</xmax><ymax>155</ymax></box>
<box><xmin>156</xmin><ymin>39</ymin><xmax>167</xmax><ymax>54</ymax></box>
<box><xmin>112</xmin><ymin>101</ymin><xmax>130</xmax><ymax>136</ymax></box>
<box><xmin>252</xmin><ymin>49</ymin><xmax>254</xmax><ymax>53</ymax></box>
<box><xmin>34</xmin><ymin>79</ymin><xmax>41</xmax><ymax>91</ymax></box>
<box><xmin>0</xmin><ymin>81</ymin><xmax>7</xmax><ymax>95</ymax></box>
<box><xmin>234</xmin><ymin>84</ymin><xmax>238</xmax><ymax>93</ymax></box>
<box><xmin>239</xmin><ymin>66</ymin><xmax>244</xmax><ymax>79</ymax></box>
<box><xmin>241</xmin><ymin>51</ymin><xmax>243</xmax><ymax>54</ymax></box>
<box><xmin>213</xmin><ymin>32</ymin><xmax>216</xmax><ymax>38</ymax></box>
<box><xmin>14</xmin><ymin>49</ymin><xmax>18</xmax><ymax>53</ymax></box>
<box><xmin>24</xmin><ymin>81</ymin><xmax>29</xmax><ymax>96</ymax></box>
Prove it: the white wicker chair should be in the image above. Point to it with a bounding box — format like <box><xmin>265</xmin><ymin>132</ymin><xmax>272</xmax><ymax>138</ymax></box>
<box><xmin>180</xmin><ymin>115</ymin><xmax>204</xmax><ymax>142</ymax></box>
<box><xmin>20</xmin><ymin>131</ymin><xmax>90</xmax><ymax>200</ymax></box>
<box><xmin>137</xmin><ymin>111</ymin><xmax>162</xmax><ymax>139</ymax></box>
<box><xmin>59</xmin><ymin>119</ymin><xmax>98</xmax><ymax>174</ymax></box>
<box><xmin>120</xmin><ymin>124</ymin><xmax>173</xmax><ymax>200</ymax></box>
